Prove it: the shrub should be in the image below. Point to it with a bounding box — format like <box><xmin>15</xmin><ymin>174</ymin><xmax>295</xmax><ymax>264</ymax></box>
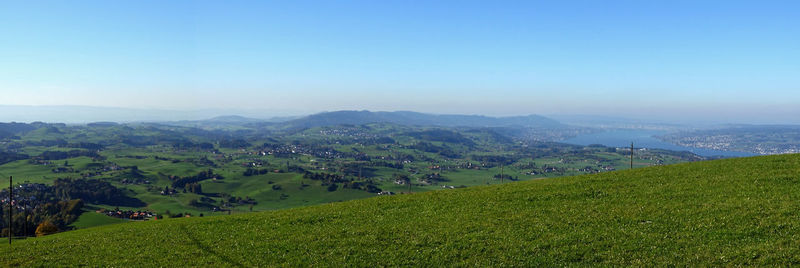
<box><xmin>35</xmin><ymin>221</ymin><xmax>60</xmax><ymax>237</ymax></box>
<box><xmin>327</xmin><ymin>183</ymin><xmax>339</xmax><ymax>192</ymax></box>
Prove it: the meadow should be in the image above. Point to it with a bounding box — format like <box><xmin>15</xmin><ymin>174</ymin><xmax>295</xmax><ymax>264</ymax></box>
<box><xmin>2</xmin><ymin>154</ymin><xmax>798</xmax><ymax>265</ymax></box>
<box><xmin>1</xmin><ymin>122</ymin><xmax>697</xmax><ymax>222</ymax></box>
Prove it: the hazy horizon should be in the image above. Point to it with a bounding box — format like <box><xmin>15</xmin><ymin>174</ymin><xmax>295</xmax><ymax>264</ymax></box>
<box><xmin>1</xmin><ymin>104</ymin><xmax>798</xmax><ymax>126</ymax></box>
<box><xmin>1</xmin><ymin>1</ymin><xmax>798</xmax><ymax>124</ymax></box>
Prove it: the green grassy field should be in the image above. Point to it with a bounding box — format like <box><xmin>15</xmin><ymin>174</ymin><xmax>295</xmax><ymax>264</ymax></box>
<box><xmin>68</xmin><ymin>210</ymin><xmax>127</xmax><ymax>229</ymax></box>
<box><xmin>0</xmin><ymin>122</ymin><xmax>699</xmax><ymax>220</ymax></box>
<box><xmin>2</xmin><ymin>154</ymin><xmax>799</xmax><ymax>266</ymax></box>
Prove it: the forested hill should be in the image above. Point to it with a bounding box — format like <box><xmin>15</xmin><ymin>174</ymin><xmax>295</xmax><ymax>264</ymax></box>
<box><xmin>3</xmin><ymin>154</ymin><xmax>800</xmax><ymax>266</ymax></box>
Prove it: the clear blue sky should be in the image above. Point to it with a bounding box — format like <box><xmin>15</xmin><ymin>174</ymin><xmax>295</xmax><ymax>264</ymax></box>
<box><xmin>1</xmin><ymin>0</ymin><xmax>798</xmax><ymax>122</ymax></box>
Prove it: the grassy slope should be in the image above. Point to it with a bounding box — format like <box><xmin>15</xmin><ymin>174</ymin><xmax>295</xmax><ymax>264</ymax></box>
<box><xmin>68</xmin><ymin>210</ymin><xmax>127</xmax><ymax>229</ymax></box>
<box><xmin>3</xmin><ymin>154</ymin><xmax>800</xmax><ymax>266</ymax></box>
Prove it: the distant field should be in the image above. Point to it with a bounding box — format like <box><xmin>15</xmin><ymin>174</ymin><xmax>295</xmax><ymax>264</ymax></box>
<box><xmin>3</xmin><ymin>154</ymin><xmax>799</xmax><ymax>266</ymax></box>
<box><xmin>68</xmin><ymin>210</ymin><xmax>126</xmax><ymax>229</ymax></box>
<box><xmin>1</xmin><ymin>122</ymin><xmax>697</xmax><ymax>220</ymax></box>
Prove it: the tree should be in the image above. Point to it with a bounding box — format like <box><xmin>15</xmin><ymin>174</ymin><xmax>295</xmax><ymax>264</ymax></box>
<box><xmin>185</xmin><ymin>183</ymin><xmax>202</xmax><ymax>194</ymax></box>
<box><xmin>393</xmin><ymin>174</ymin><xmax>411</xmax><ymax>192</ymax></box>
<box><xmin>35</xmin><ymin>221</ymin><xmax>59</xmax><ymax>237</ymax></box>
<box><xmin>327</xmin><ymin>183</ymin><xmax>339</xmax><ymax>192</ymax></box>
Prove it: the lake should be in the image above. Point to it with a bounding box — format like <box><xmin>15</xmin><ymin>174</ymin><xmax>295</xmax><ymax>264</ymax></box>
<box><xmin>562</xmin><ymin>129</ymin><xmax>756</xmax><ymax>157</ymax></box>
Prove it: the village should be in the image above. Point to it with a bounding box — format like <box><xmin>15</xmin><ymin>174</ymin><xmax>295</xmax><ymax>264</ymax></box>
<box><xmin>97</xmin><ymin>208</ymin><xmax>156</xmax><ymax>220</ymax></box>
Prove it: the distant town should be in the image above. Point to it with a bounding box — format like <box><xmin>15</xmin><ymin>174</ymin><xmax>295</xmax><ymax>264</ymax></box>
<box><xmin>658</xmin><ymin>126</ymin><xmax>800</xmax><ymax>155</ymax></box>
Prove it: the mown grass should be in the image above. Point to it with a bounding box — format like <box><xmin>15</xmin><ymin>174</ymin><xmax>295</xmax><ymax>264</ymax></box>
<box><xmin>2</xmin><ymin>154</ymin><xmax>800</xmax><ymax>266</ymax></box>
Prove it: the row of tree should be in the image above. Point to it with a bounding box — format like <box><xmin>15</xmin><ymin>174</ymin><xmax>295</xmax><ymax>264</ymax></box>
<box><xmin>302</xmin><ymin>171</ymin><xmax>382</xmax><ymax>193</ymax></box>
<box><xmin>243</xmin><ymin>168</ymin><xmax>270</xmax><ymax>176</ymax></box>
<box><xmin>52</xmin><ymin>178</ymin><xmax>143</xmax><ymax>206</ymax></box>
<box><xmin>38</xmin><ymin>150</ymin><xmax>100</xmax><ymax>161</ymax></box>
<box><xmin>170</xmin><ymin>169</ymin><xmax>222</xmax><ymax>188</ymax></box>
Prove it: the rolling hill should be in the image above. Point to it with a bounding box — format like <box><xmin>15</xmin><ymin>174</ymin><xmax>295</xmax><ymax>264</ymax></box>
<box><xmin>3</xmin><ymin>154</ymin><xmax>800</xmax><ymax>266</ymax></box>
<box><xmin>278</xmin><ymin>110</ymin><xmax>564</xmax><ymax>129</ymax></box>
<box><xmin>153</xmin><ymin>110</ymin><xmax>566</xmax><ymax>132</ymax></box>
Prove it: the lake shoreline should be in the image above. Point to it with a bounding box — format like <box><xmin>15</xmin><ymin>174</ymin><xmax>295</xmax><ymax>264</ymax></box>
<box><xmin>562</xmin><ymin>129</ymin><xmax>756</xmax><ymax>158</ymax></box>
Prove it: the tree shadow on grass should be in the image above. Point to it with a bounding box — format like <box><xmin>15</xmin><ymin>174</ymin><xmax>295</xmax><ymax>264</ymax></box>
<box><xmin>178</xmin><ymin>223</ymin><xmax>245</xmax><ymax>267</ymax></box>
<box><xmin>106</xmin><ymin>196</ymin><xmax>147</xmax><ymax>207</ymax></box>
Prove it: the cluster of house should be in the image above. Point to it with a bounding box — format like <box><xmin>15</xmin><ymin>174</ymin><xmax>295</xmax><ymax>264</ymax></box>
<box><xmin>81</xmin><ymin>164</ymin><xmax>125</xmax><ymax>178</ymax></box>
<box><xmin>527</xmin><ymin>166</ymin><xmax>561</xmax><ymax>175</ymax></box>
<box><xmin>241</xmin><ymin>161</ymin><xmax>266</xmax><ymax>167</ymax></box>
<box><xmin>15</xmin><ymin>183</ymin><xmax>49</xmax><ymax>192</ymax></box>
<box><xmin>452</xmin><ymin>162</ymin><xmax>481</xmax><ymax>170</ymax></box>
<box><xmin>120</xmin><ymin>178</ymin><xmax>151</xmax><ymax>185</ymax></box>
<box><xmin>160</xmin><ymin>188</ymin><xmax>178</xmax><ymax>195</ymax></box>
<box><xmin>577</xmin><ymin>165</ymin><xmax>617</xmax><ymax>173</ymax></box>
<box><xmin>257</xmin><ymin>144</ymin><xmax>367</xmax><ymax>160</ymax></box>
<box><xmin>318</xmin><ymin>128</ymin><xmax>378</xmax><ymax>139</ymax></box>
<box><xmin>98</xmin><ymin>209</ymin><xmax>155</xmax><ymax>220</ymax></box>
<box><xmin>577</xmin><ymin>166</ymin><xmax>601</xmax><ymax>173</ymax></box>
<box><xmin>103</xmin><ymin>165</ymin><xmax>124</xmax><ymax>172</ymax></box>
<box><xmin>1</xmin><ymin>183</ymin><xmax>50</xmax><ymax>210</ymax></box>
<box><xmin>211</xmin><ymin>207</ymin><xmax>231</xmax><ymax>212</ymax></box>
<box><xmin>29</xmin><ymin>159</ymin><xmax>53</xmax><ymax>165</ymax></box>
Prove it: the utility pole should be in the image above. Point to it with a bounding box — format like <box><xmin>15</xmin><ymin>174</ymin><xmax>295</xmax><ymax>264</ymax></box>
<box><xmin>8</xmin><ymin>176</ymin><xmax>12</xmax><ymax>245</ymax></box>
<box><xmin>500</xmin><ymin>163</ymin><xmax>504</xmax><ymax>183</ymax></box>
<box><xmin>23</xmin><ymin>201</ymin><xmax>27</xmax><ymax>238</ymax></box>
<box><xmin>630</xmin><ymin>142</ymin><xmax>634</xmax><ymax>169</ymax></box>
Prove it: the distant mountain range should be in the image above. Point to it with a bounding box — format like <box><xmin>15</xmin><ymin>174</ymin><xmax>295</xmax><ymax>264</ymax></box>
<box><xmin>277</xmin><ymin>110</ymin><xmax>563</xmax><ymax>129</ymax></box>
<box><xmin>0</xmin><ymin>109</ymin><xmax>565</xmax><ymax>132</ymax></box>
<box><xmin>0</xmin><ymin>105</ymin><xmax>299</xmax><ymax>123</ymax></box>
<box><xmin>1</xmin><ymin>106</ymin><xmax>563</xmax><ymax>129</ymax></box>
<box><xmin>157</xmin><ymin>110</ymin><xmax>565</xmax><ymax>130</ymax></box>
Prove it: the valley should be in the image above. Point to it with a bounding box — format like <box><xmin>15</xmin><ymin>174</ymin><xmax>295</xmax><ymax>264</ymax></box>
<box><xmin>0</xmin><ymin>113</ymin><xmax>701</xmax><ymax>236</ymax></box>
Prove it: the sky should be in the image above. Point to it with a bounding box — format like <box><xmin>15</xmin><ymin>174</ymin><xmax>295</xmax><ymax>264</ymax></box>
<box><xmin>1</xmin><ymin>0</ymin><xmax>798</xmax><ymax>123</ymax></box>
